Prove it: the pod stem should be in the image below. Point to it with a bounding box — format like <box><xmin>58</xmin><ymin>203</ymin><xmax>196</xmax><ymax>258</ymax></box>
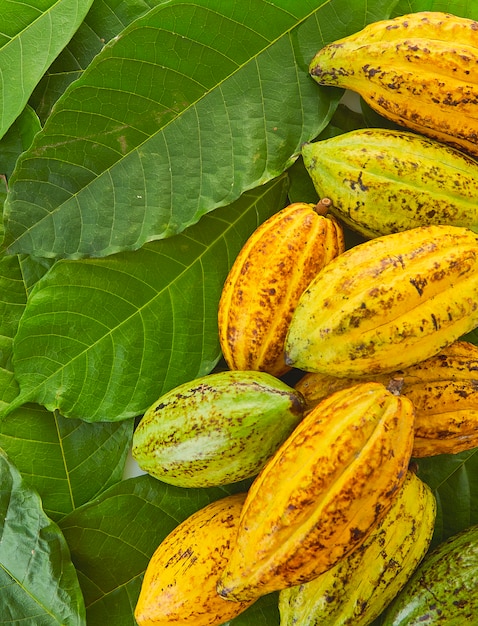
<box><xmin>314</xmin><ymin>197</ymin><xmax>332</xmax><ymax>216</ymax></box>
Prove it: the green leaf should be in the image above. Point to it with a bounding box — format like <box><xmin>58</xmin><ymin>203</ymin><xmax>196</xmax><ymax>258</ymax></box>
<box><xmin>393</xmin><ymin>0</ymin><xmax>478</xmax><ymax>18</ymax></box>
<box><xmin>2</xmin><ymin>0</ymin><xmax>386</xmax><ymax>259</ymax></box>
<box><xmin>0</xmin><ymin>404</ymin><xmax>133</xmax><ymax>521</ymax></box>
<box><xmin>0</xmin><ymin>447</ymin><xmax>86</xmax><ymax>624</ymax></box>
<box><xmin>4</xmin><ymin>176</ymin><xmax>289</xmax><ymax>421</ymax></box>
<box><xmin>417</xmin><ymin>448</ymin><xmax>478</xmax><ymax>549</ymax></box>
<box><xmin>58</xmin><ymin>474</ymin><xmax>246</xmax><ymax>625</ymax></box>
<box><xmin>0</xmin><ymin>105</ymin><xmax>41</xmax><ymax>179</ymax></box>
<box><xmin>0</xmin><ymin>0</ymin><xmax>94</xmax><ymax>141</ymax></box>
<box><xmin>29</xmin><ymin>0</ymin><xmax>172</xmax><ymax>123</ymax></box>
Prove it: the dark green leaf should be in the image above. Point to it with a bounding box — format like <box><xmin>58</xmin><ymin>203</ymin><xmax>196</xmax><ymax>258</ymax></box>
<box><xmin>4</xmin><ymin>176</ymin><xmax>289</xmax><ymax>421</ymax></box>
<box><xmin>59</xmin><ymin>474</ymin><xmax>246</xmax><ymax>625</ymax></box>
<box><xmin>0</xmin><ymin>405</ymin><xmax>133</xmax><ymax>521</ymax></box>
<box><xmin>393</xmin><ymin>0</ymin><xmax>478</xmax><ymax>18</ymax></box>
<box><xmin>0</xmin><ymin>0</ymin><xmax>94</xmax><ymax>140</ymax></box>
<box><xmin>0</xmin><ymin>448</ymin><xmax>86</xmax><ymax>624</ymax></box>
<box><xmin>0</xmin><ymin>106</ymin><xmax>41</xmax><ymax>179</ymax></box>
<box><xmin>417</xmin><ymin>448</ymin><xmax>478</xmax><ymax>549</ymax></box>
<box><xmin>3</xmin><ymin>0</ymin><xmax>380</xmax><ymax>259</ymax></box>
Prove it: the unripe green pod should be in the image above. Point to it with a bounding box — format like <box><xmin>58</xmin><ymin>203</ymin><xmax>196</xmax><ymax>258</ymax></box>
<box><xmin>132</xmin><ymin>370</ymin><xmax>305</xmax><ymax>488</ymax></box>
<box><xmin>382</xmin><ymin>524</ymin><xmax>478</xmax><ymax>625</ymax></box>
<box><xmin>301</xmin><ymin>128</ymin><xmax>478</xmax><ymax>239</ymax></box>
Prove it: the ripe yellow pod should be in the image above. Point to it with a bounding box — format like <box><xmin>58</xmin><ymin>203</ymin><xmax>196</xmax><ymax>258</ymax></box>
<box><xmin>309</xmin><ymin>11</ymin><xmax>478</xmax><ymax>157</ymax></box>
<box><xmin>135</xmin><ymin>493</ymin><xmax>254</xmax><ymax>626</ymax></box>
<box><xmin>218</xmin><ymin>201</ymin><xmax>344</xmax><ymax>377</ymax></box>
<box><xmin>278</xmin><ymin>471</ymin><xmax>436</xmax><ymax>626</ymax></box>
<box><xmin>216</xmin><ymin>382</ymin><xmax>415</xmax><ymax>602</ymax></box>
<box><xmin>285</xmin><ymin>225</ymin><xmax>478</xmax><ymax>377</ymax></box>
<box><xmin>295</xmin><ymin>341</ymin><xmax>478</xmax><ymax>458</ymax></box>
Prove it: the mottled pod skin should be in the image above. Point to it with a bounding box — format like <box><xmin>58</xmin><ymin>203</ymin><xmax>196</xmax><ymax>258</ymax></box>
<box><xmin>302</xmin><ymin>128</ymin><xmax>478</xmax><ymax>239</ymax></box>
<box><xmin>295</xmin><ymin>341</ymin><xmax>478</xmax><ymax>457</ymax></box>
<box><xmin>216</xmin><ymin>382</ymin><xmax>415</xmax><ymax>602</ymax></box>
<box><xmin>278</xmin><ymin>471</ymin><xmax>436</xmax><ymax>626</ymax></box>
<box><xmin>285</xmin><ymin>225</ymin><xmax>478</xmax><ymax>377</ymax></box>
<box><xmin>382</xmin><ymin>524</ymin><xmax>478</xmax><ymax>625</ymax></box>
<box><xmin>218</xmin><ymin>201</ymin><xmax>344</xmax><ymax>377</ymax></box>
<box><xmin>132</xmin><ymin>370</ymin><xmax>305</xmax><ymax>488</ymax></box>
<box><xmin>309</xmin><ymin>12</ymin><xmax>478</xmax><ymax>157</ymax></box>
<box><xmin>135</xmin><ymin>493</ymin><xmax>255</xmax><ymax>626</ymax></box>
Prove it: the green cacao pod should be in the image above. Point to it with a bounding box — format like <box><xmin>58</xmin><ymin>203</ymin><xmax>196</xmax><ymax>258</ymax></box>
<box><xmin>285</xmin><ymin>225</ymin><xmax>478</xmax><ymax>377</ymax></box>
<box><xmin>278</xmin><ymin>470</ymin><xmax>436</xmax><ymax>626</ymax></box>
<box><xmin>135</xmin><ymin>493</ymin><xmax>254</xmax><ymax>626</ymax></box>
<box><xmin>295</xmin><ymin>341</ymin><xmax>478</xmax><ymax>458</ymax></box>
<box><xmin>308</xmin><ymin>11</ymin><xmax>478</xmax><ymax>157</ymax></box>
<box><xmin>132</xmin><ymin>370</ymin><xmax>305</xmax><ymax>488</ymax></box>
<box><xmin>382</xmin><ymin>524</ymin><xmax>478</xmax><ymax>625</ymax></box>
<box><xmin>218</xmin><ymin>201</ymin><xmax>344</xmax><ymax>377</ymax></box>
<box><xmin>216</xmin><ymin>381</ymin><xmax>415</xmax><ymax>602</ymax></box>
<box><xmin>301</xmin><ymin>128</ymin><xmax>478</xmax><ymax>239</ymax></box>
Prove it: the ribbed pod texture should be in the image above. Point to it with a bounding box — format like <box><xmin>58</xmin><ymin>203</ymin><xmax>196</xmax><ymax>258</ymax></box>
<box><xmin>218</xmin><ymin>202</ymin><xmax>344</xmax><ymax>377</ymax></box>
<box><xmin>382</xmin><ymin>524</ymin><xmax>478</xmax><ymax>624</ymax></box>
<box><xmin>295</xmin><ymin>341</ymin><xmax>478</xmax><ymax>457</ymax></box>
<box><xmin>216</xmin><ymin>382</ymin><xmax>415</xmax><ymax>602</ymax></box>
<box><xmin>302</xmin><ymin>128</ymin><xmax>478</xmax><ymax>238</ymax></box>
<box><xmin>309</xmin><ymin>11</ymin><xmax>478</xmax><ymax>156</ymax></box>
<box><xmin>278</xmin><ymin>471</ymin><xmax>436</xmax><ymax>626</ymax></box>
<box><xmin>135</xmin><ymin>493</ymin><xmax>254</xmax><ymax>626</ymax></box>
<box><xmin>285</xmin><ymin>225</ymin><xmax>478</xmax><ymax>377</ymax></box>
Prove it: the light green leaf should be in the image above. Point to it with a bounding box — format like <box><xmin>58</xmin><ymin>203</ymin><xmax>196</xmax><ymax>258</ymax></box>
<box><xmin>0</xmin><ymin>448</ymin><xmax>86</xmax><ymax>624</ymax></box>
<box><xmin>0</xmin><ymin>404</ymin><xmax>133</xmax><ymax>521</ymax></box>
<box><xmin>59</xmin><ymin>474</ymin><xmax>247</xmax><ymax>625</ymax></box>
<box><xmin>2</xmin><ymin>0</ymin><xmax>352</xmax><ymax>259</ymax></box>
<box><xmin>0</xmin><ymin>0</ymin><xmax>94</xmax><ymax>140</ymax></box>
<box><xmin>4</xmin><ymin>176</ymin><xmax>289</xmax><ymax>421</ymax></box>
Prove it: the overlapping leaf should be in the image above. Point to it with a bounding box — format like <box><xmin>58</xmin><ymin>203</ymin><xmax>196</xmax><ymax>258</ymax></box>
<box><xmin>0</xmin><ymin>404</ymin><xmax>133</xmax><ymax>520</ymax></box>
<box><xmin>2</xmin><ymin>0</ymin><xmax>347</xmax><ymax>259</ymax></box>
<box><xmin>0</xmin><ymin>0</ymin><xmax>94</xmax><ymax>140</ymax></box>
<box><xmin>0</xmin><ymin>448</ymin><xmax>86</xmax><ymax>624</ymax></box>
<box><xmin>59</xmin><ymin>474</ymin><xmax>249</xmax><ymax>625</ymax></box>
<box><xmin>4</xmin><ymin>176</ymin><xmax>288</xmax><ymax>421</ymax></box>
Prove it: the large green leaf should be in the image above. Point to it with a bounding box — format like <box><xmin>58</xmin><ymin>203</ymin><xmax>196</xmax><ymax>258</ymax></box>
<box><xmin>393</xmin><ymin>0</ymin><xmax>478</xmax><ymax>18</ymax></box>
<box><xmin>3</xmin><ymin>176</ymin><xmax>288</xmax><ymax>422</ymax></box>
<box><xmin>59</xmin><ymin>474</ymin><xmax>249</xmax><ymax>625</ymax></box>
<box><xmin>0</xmin><ymin>0</ymin><xmax>94</xmax><ymax>141</ymax></box>
<box><xmin>2</xmin><ymin>0</ymin><xmax>398</xmax><ymax>259</ymax></box>
<box><xmin>0</xmin><ymin>448</ymin><xmax>86</xmax><ymax>624</ymax></box>
<box><xmin>0</xmin><ymin>404</ymin><xmax>133</xmax><ymax>521</ymax></box>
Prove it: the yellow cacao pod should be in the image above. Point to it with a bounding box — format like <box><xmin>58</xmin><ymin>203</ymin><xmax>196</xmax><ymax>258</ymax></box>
<box><xmin>302</xmin><ymin>128</ymin><xmax>478</xmax><ymax>239</ymax></box>
<box><xmin>295</xmin><ymin>341</ymin><xmax>478</xmax><ymax>458</ymax></box>
<box><xmin>309</xmin><ymin>11</ymin><xmax>478</xmax><ymax>157</ymax></box>
<box><xmin>134</xmin><ymin>493</ymin><xmax>254</xmax><ymax>626</ymax></box>
<box><xmin>216</xmin><ymin>382</ymin><xmax>415</xmax><ymax>602</ymax></box>
<box><xmin>218</xmin><ymin>201</ymin><xmax>344</xmax><ymax>377</ymax></box>
<box><xmin>278</xmin><ymin>470</ymin><xmax>436</xmax><ymax>626</ymax></box>
<box><xmin>285</xmin><ymin>225</ymin><xmax>478</xmax><ymax>377</ymax></box>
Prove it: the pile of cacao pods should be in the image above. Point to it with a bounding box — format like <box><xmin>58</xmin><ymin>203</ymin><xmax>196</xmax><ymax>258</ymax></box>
<box><xmin>132</xmin><ymin>11</ymin><xmax>478</xmax><ymax>626</ymax></box>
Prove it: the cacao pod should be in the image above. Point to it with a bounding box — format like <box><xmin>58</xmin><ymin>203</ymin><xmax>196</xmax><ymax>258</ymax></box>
<box><xmin>382</xmin><ymin>523</ymin><xmax>478</xmax><ymax>625</ymax></box>
<box><xmin>278</xmin><ymin>470</ymin><xmax>436</xmax><ymax>626</ymax></box>
<box><xmin>216</xmin><ymin>381</ymin><xmax>415</xmax><ymax>602</ymax></box>
<box><xmin>218</xmin><ymin>201</ymin><xmax>344</xmax><ymax>377</ymax></box>
<box><xmin>132</xmin><ymin>370</ymin><xmax>305</xmax><ymax>488</ymax></box>
<box><xmin>135</xmin><ymin>493</ymin><xmax>254</xmax><ymax>626</ymax></box>
<box><xmin>309</xmin><ymin>11</ymin><xmax>478</xmax><ymax>157</ymax></box>
<box><xmin>301</xmin><ymin>128</ymin><xmax>478</xmax><ymax>239</ymax></box>
<box><xmin>285</xmin><ymin>225</ymin><xmax>478</xmax><ymax>377</ymax></box>
<box><xmin>295</xmin><ymin>341</ymin><xmax>478</xmax><ymax>457</ymax></box>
